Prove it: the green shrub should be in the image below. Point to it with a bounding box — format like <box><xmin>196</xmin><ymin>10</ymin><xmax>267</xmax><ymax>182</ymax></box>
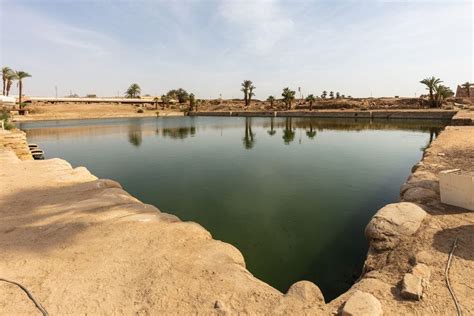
<box><xmin>1</xmin><ymin>112</ymin><xmax>14</xmax><ymax>130</ymax></box>
<box><xmin>137</xmin><ymin>108</ymin><xmax>144</xmax><ymax>113</ymax></box>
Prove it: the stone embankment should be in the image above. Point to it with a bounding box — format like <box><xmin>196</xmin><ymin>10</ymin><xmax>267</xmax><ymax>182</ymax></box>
<box><xmin>0</xmin><ymin>130</ymin><xmax>32</xmax><ymax>160</ymax></box>
<box><xmin>1</xmin><ymin>125</ymin><xmax>473</xmax><ymax>314</ymax></box>
<box><xmin>189</xmin><ymin>110</ymin><xmax>457</xmax><ymax>120</ymax></box>
<box><xmin>451</xmin><ymin>110</ymin><xmax>474</xmax><ymax>126</ymax></box>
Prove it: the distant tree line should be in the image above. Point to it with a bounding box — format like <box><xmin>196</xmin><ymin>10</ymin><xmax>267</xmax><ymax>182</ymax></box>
<box><xmin>125</xmin><ymin>76</ymin><xmax>462</xmax><ymax>113</ymax></box>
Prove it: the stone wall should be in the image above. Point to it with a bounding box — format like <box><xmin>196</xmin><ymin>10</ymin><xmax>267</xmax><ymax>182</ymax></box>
<box><xmin>189</xmin><ymin>110</ymin><xmax>457</xmax><ymax>120</ymax></box>
<box><xmin>455</xmin><ymin>85</ymin><xmax>474</xmax><ymax>99</ymax></box>
<box><xmin>0</xmin><ymin>130</ymin><xmax>33</xmax><ymax>160</ymax></box>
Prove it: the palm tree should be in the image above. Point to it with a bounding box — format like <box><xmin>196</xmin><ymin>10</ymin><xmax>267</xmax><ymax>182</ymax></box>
<box><xmin>167</xmin><ymin>88</ymin><xmax>189</xmax><ymax>103</ymax></box>
<box><xmin>282</xmin><ymin>87</ymin><xmax>296</xmax><ymax>110</ymax></box>
<box><xmin>420</xmin><ymin>76</ymin><xmax>442</xmax><ymax>107</ymax></box>
<box><xmin>267</xmin><ymin>95</ymin><xmax>275</xmax><ymax>108</ymax></box>
<box><xmin>153</xmin><ymin>97</ymin><xmax>159</xmax><ymax>110</ymax></box>
<box><xmin>461</xmin><ymin>81</ymin><xmax>473</xmax><ymax>98</ymax></box>
<box><xmin>2</xmin><ymin>67</ymin><xmax>12</xmax><ymax>96</ymax></box>
<box><xmin>125</xmin><ymin>83</ymin><xmax>141</xmax><ymax>98</ymax></box>
<box><xmin>195</xmin><ymin>99</ymin><xmax>200</xmax><ymax>112</ymax></box>
<box><xmin>15</xmin><ymin>71</ymin><xmax>31</xmax><ymax>108</ymax></box>
<box><xmin>329</xmin><ymin>91</ymin><xmax>334</xmax><ymax>99</ymax></box>
<box><xmin>5</xmin><ymin>71</ymin><xmax>16</xmax><ymax>96</ymax></box>
<box><xmin>306</xmin><ymin>94</ymin><xmax>316</xmax><ymax>111</ymax></box>
<box><xmin>241</xmin><ymin>80</ymin><xmax>255</xmax><ymax>107</ymax></box>
<box><xmin>434</xmin><ymin>84</ymin><xmax>454</xmax><ymax>106</ymax></box>
<box><xmin>336</xmin><ymin>92</ymin><xmax>341</xmax><ymax>99</ymax></box>
<box><xmin>249</xmin><ymin>83</ymin><xmax>256</xmax><ymax>106</ymax></box>
<box><xmin>161</xmin><ymin>94</ymin><xmax>169</xmax><ymax>110</ymax></box>
<box><xmin>189</xmin><ymin>93</ymin><xmax>195</xmax><ymax>111</ymax></box>
<box><xmin>321</xmin><ymin>91</ymin><xmax>327</xmax><ymax>99</ymax></box>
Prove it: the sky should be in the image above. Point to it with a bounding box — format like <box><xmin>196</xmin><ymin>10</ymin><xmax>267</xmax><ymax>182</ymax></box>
<box><xmin>0</xmin><ymin>0</ymin><xmax>472</xmax><ymax>99</ymax></box>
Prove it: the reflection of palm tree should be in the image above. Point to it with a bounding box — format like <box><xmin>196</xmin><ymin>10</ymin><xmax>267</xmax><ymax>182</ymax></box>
<box><xmin>267</xmin><ymin>117</ymin><xmax>276</xmax><ymax>136</ymax></box>
<box><xmin>420</xmin><ymin>127</ymin><xmax>442</xmax><ymax>151</ymax></box>
<box><xmin>243</xmin><ymin>117</ymin><xmax>255</xmax><ymax>149</ymax></box>
<box><xmin>428</xmin><ymin>127</ymin><xmax>440</xmax><ymax>144</ymax></box>
<box><xmin>306</xmin><ymin>121</ymin><xmax>317</xmax><ymax>139</ymax></box>
<box><xmin>282</xmin><ymin>117</ymin><xmax>295</xmax><ymax>145</ymax></box>
<box><xmin>128</xmin><ymin>124</ymin><xmax>143</xmax><ymax>147</ymax></box>
<box><xmin>162</xmin><ymin>127</ymin><xmax>196</xmax><ymax>139</ymax></box>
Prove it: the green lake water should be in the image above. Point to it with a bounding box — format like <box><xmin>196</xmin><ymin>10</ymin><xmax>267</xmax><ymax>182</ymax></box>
<box><xmin>18</xmin><ymin>117</ymin><xmax>445</xmax><ymax>301</ymax></box>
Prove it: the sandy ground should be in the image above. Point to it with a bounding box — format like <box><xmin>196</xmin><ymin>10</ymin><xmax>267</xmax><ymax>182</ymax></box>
<box><xmin>12</xmin><ymin>103</ymin><xmax>183</xmax><ymax>122</ymax></box>
<box><xmin>0</xmin><ymin>126</ymin><xmax>473</xmax><ymax>314</ymax></box>
<box><xmin>9</xmin><ymin>100</ymin><xmax>465</xmax><ymax>123</ymax></box>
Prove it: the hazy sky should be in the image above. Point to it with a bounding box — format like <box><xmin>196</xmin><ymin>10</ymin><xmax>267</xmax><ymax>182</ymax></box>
<box><xmin>1</xmin><ymin>0</ymin><xmax>472</xmax><ymax>98</ymax></box>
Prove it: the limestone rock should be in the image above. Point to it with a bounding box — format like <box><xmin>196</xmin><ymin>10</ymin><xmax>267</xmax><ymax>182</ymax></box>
<box><xmin>285</xmin><ymin>280</ymin><xmax>325</xmax><ymax>304</ymax></box>
<box><xmin>402</xmin><ymin>187</ymin><xmax>437</xmax><ymax>203</ymax></box>
<box><xmin>341</xmin><ymin>290</ymin><xmax>383</xmax><ymax>316</ymax></box>
<box><xmin>412</xmin><ymin>263</ymin><xmax>431</xmax><ymax>280</ymax></box>
<box><xmin>411</xmin><ymin>162</ymin><xmax>424</xmax><ymax>173</ymax></box>
<box><xmin>213</xmin><ymin>300</ymin><xmax>228</xmax><ymax>314</ymax></box>
<box><xmin>400</xmin><ymin>273</ymin><xmax>422</xmax><ymax>300</ymax></box>
<box><xmin>365</xmin><ymin>203</ymin><xmax>427</xmax><ymax>251</ymax></box>
<box><xmin>400</xmin><ymin>180</ymin><xmax>439</xmax><ymax>195</ymax></box>
<box><xmin>413</xmin><ymin>251</ymin><xmax>433</xmax><ymax>265</ymax></box>
<box><xmin>412</xmin><ymin>263</ymin><xmax>431</xmax><ymax>292</ymax></box>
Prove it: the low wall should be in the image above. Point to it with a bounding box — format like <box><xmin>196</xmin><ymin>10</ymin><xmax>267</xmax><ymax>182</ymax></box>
<box><xmin>189</xmin><ymin>110</ymin><xmax>457</xmax><ymax>120</ymax></box>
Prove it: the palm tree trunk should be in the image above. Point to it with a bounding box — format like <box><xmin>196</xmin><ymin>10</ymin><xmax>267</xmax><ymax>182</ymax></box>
<box><xmin>19</xmin><ymin>81</ymin><xmax>23</xmax><ymax>108</ymax></box>
<box><xmin>6</xmin><ymin>80</ymin><xmax>11</xmax><ymax>96</ymax></box>
<box><xmin>2</xmin><ymin>79</ymin><xmax>5</xmax><ymax>96</ymax></box>
<box><xmin>429</xmin><ymin>88</ymin><xmax>435</xmax><ymax>107</ymax></box>
<box><xmin>309</xmin><ymin>101</ymin><xmax>313</xmax><ymax>111</ymax></box>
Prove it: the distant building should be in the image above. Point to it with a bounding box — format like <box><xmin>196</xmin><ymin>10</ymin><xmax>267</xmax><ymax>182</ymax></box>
<box><xmin>0</xmin><ymin>95</ymin><xmax>15</xmax><ymax>106</ymax></box>
<box><xmin>455</xmin><ymin>85</ymin><xmax>474</xmax><ymax>99</ymax></box>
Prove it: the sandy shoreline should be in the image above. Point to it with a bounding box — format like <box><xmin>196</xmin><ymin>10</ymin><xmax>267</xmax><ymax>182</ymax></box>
<box><xmin>0</xmin><ymin>123</ymin><xmax>473</xmax><ymax>314</ymax></box>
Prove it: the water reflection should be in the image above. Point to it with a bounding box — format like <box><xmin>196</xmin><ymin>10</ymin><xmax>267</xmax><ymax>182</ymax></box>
<box><xmin>267</xmin><ymin>117</ymin><xmax>276</xmax><ymax>136</ymax></box>
<box><xmin>128</xmin><ymin>123</ymin><xmax>143</xmax><ymax>147</ymax></box>
<box><xmin>282</xmin><ymin>117</ymin><xmax>296</xmax><ymax>145</ymax></box>
<box><xmin>20</xmin><ymin>117</ymin><xmax>447</xmax><ymax>145</ymax></box>
<box><xmin>160</xmin><ymin>126</ymin><xmax>196</xmax><ymax>139</ymax></box>
<box><xmin>243</xmin><ymin>117</ymin><xmax>256</xmax><ymax>149</ymax></box>
<box><xmin>420</xmin><ymin>127</ymin><xmax>442</xmax><ymax>151</ymax></box>
<box><xmin>306</xmin><ymin>122</ymin><xmax>317</xmax><ymax>139</ymax></box>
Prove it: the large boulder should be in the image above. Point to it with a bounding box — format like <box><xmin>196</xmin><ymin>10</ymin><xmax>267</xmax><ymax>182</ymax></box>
<box><xmin>365</xmin><ymin>203</ymin><xmax>427</xmax><ymax>251</ymax></box>
<box><xmin>285</xmin><ymin>281</ymin><xmax>325</xmax><ymax>304</ymax></box>
<box><xmin>341</xmin><ymin>290</ymin><xmax>383</xmax><ymax>316</ymax></box>
<box><xmin>402</xmin><ymin>187</ymin><xmax>437</xmax><ymax>203</ymax></box>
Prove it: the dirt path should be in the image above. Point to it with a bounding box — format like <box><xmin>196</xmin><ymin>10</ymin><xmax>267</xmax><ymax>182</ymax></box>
<box><xmin>0</xmin><ymin>126</ymin><xmax>473</xmax><ymax>314</ymax></box>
